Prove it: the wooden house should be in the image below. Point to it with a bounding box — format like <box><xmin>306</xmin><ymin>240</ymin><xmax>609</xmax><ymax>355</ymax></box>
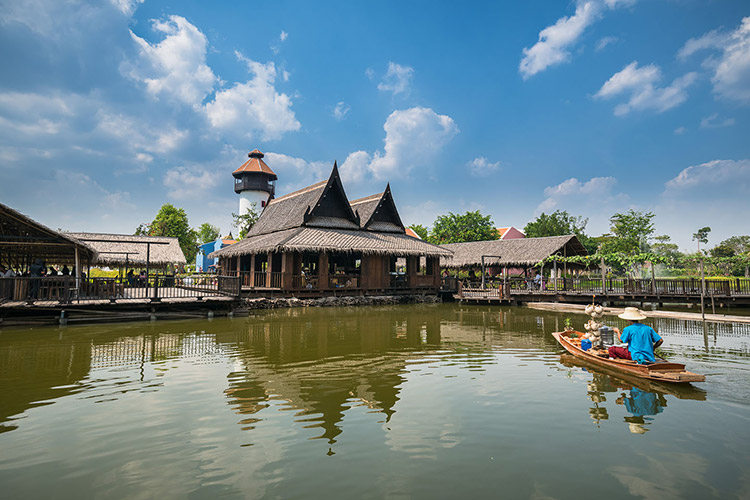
<box><xmin>211</xmin><ymin>163</ymin><xmax>452</xmax><ymax>294</ymax></box>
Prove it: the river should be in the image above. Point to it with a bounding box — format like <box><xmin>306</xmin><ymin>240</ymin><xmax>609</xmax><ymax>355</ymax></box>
<box><xmin>1</xmin><ymin>303</ymin><xmax>748</xmax><ymax>499</ymax></box>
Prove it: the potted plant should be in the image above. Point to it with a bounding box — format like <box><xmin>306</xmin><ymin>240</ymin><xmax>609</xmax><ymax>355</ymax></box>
<box><xmin>564</xmin><ymin>317</ymin><xmax>574</xmax><ymax>332</ymax></box>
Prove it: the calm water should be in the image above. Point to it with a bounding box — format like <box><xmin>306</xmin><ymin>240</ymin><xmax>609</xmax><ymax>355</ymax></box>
<box><xmin>1</xmin><ymin>304</ymin><xmax>749</xmax><ymax>499</ymax></box>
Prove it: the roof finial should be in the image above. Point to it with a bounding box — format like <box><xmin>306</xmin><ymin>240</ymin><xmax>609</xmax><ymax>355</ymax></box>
<box><xmin>248</xmin><ymin>149</ymin><xmax>264</xmax><ymax>159</ymax></box>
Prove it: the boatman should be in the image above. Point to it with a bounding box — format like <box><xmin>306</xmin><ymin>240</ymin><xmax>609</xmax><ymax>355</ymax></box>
<box><xmin>608</xmin><ymin>307</ymin><xmax>663</xmax><ymax>364</ymax></box>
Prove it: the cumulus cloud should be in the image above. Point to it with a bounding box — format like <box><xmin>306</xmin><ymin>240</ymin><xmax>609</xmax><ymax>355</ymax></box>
<box><xmin>377</xmin><ymin>62</ymin><xmax>414</xmax><ymax>95</ymax></box>
<box><xmin>674</xmin><ymin>126</ymin><xmax>687</xmax><ymax>135</ymax></box>
<box><xmin>537</xmin><ymin>176</ymin><xmax>618</xmax><ymax>212</ymax></box>
<box><xmin>519</xmin><ymin>0</ymin><xmax>635</xmax><ymax>79</ymax></box>
<box><xmin>128</xmin><ymin>15</ymin><xmax>217</xmax><ymax>107</ymax></box>
<box><xmin>594</xmin><ymin>61</ymin><xmax>697</xmax><ymax>115</ymax></box>
<box><xmin>595</xmin><ymin>36</ymin><xmax>618</xmax><ymax>52</ymax></box>
<box><xmin>467</xmin><ymin>157</ymin><xmax>501</xmax><ymax>177</ymax></box>
<box><xmin>678</xmin><ymin>17</ymin><xmax>750</xmax><ymax>104</ymax></box>
<box><xmin>96</xmin><ymin>110</ymin><xmax>188</xmax><ymax>154</ymax></box>
<box><xmin>369</xmin><ymin>107</ymin><xmax>459</xmax><ymax>180</ymax></box>
<box><xmin>263</xmin><ymin>152</ymin><xmax>331</xmax><ymax>191</ymax></box>
<box><xmin>204</xmin><ymin>52</ymin><xmax>300</xmax><ymax>140</ymax></box>
<box><xmin>333</xmin><ymin>101</ymin><xmax>350</xmax><ymax>120</ymax></box>
<box><xmin>339</xmin><ymin>150</ymin><xmax>371</xmax><ymax>185</ymax></box>
<box><xmin>111</xmin><ymin>0</ymin><xmax>143</xmax><ymax>16</ymax></box>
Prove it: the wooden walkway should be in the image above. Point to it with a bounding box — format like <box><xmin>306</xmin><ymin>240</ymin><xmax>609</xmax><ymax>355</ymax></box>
<box><xmin>450</xmin><ymin>277</ymin><xmax>750</xmax><ymax>307</ymax></box>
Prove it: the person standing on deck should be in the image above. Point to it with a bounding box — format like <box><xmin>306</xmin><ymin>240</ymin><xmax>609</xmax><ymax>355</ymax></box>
<box><xmin>608</xmin><ymin>307</ymin><xmax>663</xmax><ymax>363</ymax></box>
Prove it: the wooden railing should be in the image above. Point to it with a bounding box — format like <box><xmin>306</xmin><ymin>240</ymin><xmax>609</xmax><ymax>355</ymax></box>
<box><xmin>0</xmin><ymin>275</ymin><xmax>240</xmax><ymax>304</ymax></box>
<box><xmin>458</xmin><ymin>277</ymin><xmax>750</xmax><ymax>297</ymax></box>
<box><xmin>390</xmin><ymin>273</ymin><xmax>409</xmax><ymax>289</ymax></box>
<box><xmin>329</xmin><ymin>274</ymin><xmax>360</xmax><ymax>289</ymax></box>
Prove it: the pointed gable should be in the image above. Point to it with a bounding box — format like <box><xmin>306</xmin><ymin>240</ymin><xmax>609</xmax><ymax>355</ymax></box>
<box><xmin>303</xmin><ymin>162</ymin><xmax>360</xmax><ymax>229</ymax></box>
<box><xmin>246</xmin><ymin>162</ymin><xmax>360</xmax><ymax>236</ymax></box>
<box><xmin>351</xmin><ymin>184</ymin><xmax>405</xmax><ymax>233</ymax></box>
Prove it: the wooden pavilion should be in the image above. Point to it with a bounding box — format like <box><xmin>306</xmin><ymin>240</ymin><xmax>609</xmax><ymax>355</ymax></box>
<box><xmin>211</xmin><ymin>163</ymin><xmax>452</xmax><ymax>294</ymax></box>
<box><xmin>66</xmin><ymin>233</ymin><xmax>187</xmax><ymax>272</ymax></box>
<box><xmin>440</xmin><ymin>235</ymin><xmax>588</xmax><ymax>277</ymax></box>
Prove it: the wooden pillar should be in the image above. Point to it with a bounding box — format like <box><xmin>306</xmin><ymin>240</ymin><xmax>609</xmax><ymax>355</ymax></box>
<box><xmin>407</xmin><ymin>255</ymin><xmax>418</xmax><ymax>289</ymax></box>
<box><xmin>281</xmin><ymin>252</ymin><xmax>293</xmax><ymax>290</ymax></box>
<box><xmin>266</xmin><ymin>251</ymin><xmax>272</xmax><ymax>288</ymax></box>
<box><xmin>553</xmin><ymin>257</ymin><xmax>558</xmax><ymax>293</ymax></box>
<box><xmin>318</xmin><ymin>252</ymin><xmax>329</xmax><ymax>290</ymax></box>
<box><xmin>249</xmin><ymin>254</ymin><xmax>255</xmax><ymax>287</ymax></box>
<box><xmin>236</xmin><ymin>256</ymin><xmax>240</xmax><ymax>277</ymax></box>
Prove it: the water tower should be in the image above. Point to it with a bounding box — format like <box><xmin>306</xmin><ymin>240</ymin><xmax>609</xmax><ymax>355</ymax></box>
<box><xmin>233</xmin><ymin>149</ymin><xmax>277</xmax><ymax>215</ymax></box>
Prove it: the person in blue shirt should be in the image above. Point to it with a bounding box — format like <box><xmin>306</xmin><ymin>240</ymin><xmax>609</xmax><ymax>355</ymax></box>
<box><xmin>607</xmin><ymin>307</ymin><xmax>663</xmax><ymax>364</ymax></box>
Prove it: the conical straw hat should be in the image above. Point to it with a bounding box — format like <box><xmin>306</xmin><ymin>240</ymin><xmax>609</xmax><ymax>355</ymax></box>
<box><xmin>618</xmin><ymin>307</ymin><xmax>647</xmax><ymax>321</ymax></box>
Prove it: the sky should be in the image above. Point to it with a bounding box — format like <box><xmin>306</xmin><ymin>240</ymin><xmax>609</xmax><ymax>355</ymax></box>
<box><xmin>0</xmin><ymin>0</ymin><xmax>748</xmax><ymax>251</ymax></box>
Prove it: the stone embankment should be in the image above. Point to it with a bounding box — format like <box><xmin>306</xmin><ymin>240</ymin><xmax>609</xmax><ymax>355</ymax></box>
<box><xmin>243</xmin><ymin>294</ymin><xmax>441</xmax><ymax>310</ymax></box>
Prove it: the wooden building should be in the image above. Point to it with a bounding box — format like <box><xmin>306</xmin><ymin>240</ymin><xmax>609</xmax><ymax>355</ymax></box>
<box><xmin>67</xmin><ymin>233</ymin><xmax>187</xmax><ymax>271</ymax></box>
<box><xmin>211</xmin><ymin>163</ymin><xmax>452</xmax><ymax>294</ymax></box>
<box><xmin>440</xmin><ymin>235</ymin><xmax>587</xmax><ymax>276</ymax></box>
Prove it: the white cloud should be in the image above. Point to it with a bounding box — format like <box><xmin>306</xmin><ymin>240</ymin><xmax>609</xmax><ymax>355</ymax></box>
<box><xmin>128</xmin><ymin>15</ymin><xmax>217</xmax><ymax>107</ymax></box>
<box><xmin>594</xmin><ymin>61</ymin><xmax>697</xmax><ymax>115</ymax></box>
<box><xmin>674</xmin><ymin>126</ymin><xmax>687</xmax><ymax>135</ymax></box>
<box><xmin>537</xmin><ymin>176</ymin><xmax>618</xmax><ymax>212</ymax></box>
<box><xmin>111</xmin><ymin>0</ymin><xmax>143</xmax><ymax>16</ymax></box>
<box><xmin>595</xmin><ymin>36</ymin><xmax>618</xmax><ymax>52</ymax></box>
<box><xmin>96</xmin><ymin>111</ymin><xmax>188</xmax><ymax>154</ymax></box>
<box><xmin>519</xmin><ymin>1</ymin><xmax>635</xmax><ymax>79</ymax></box>
<box><xmin>339</xmin><ymin>150</ymin><xmax>371</xmax><ymax>185</ymax></box>
<box><xmin>658</xmin><ymin>159</ymin><xmax>750</xmax><ymax>249</ymax></box>
<box><xmin>369</xmin><ymin>107</ymin><xmax>459</xmax><ymax>180</ymax></box>
<box><xmin>163</xmin><ymin>165</ymin><xmax>220</xmax><ymax>200</ymax></box>
<box><xmin>263</xmin><ymin>152</ymin><xmax>330</xmax><ymax>191</ymax></box>
<box><xmin>678</xmin><ymin>17</ymin><xmax>750</xmax><ymax>104</ymax></box>
<box><xmin>333</xmin><ymin>101</ymin><xmax>350</xmax><ymax>120</ymax></box>
<box><xmin>377</xmin><ymin>62</ymin><xmax>414</xmax><ymax>95</ymax></box>
<box><xmin>664</xmin><ymin>159</ymin><xmax>750</xmax><ymax>192</ymax></box>
<box><xmin>700</xmin><ymin>113</ymin><xmax>735</xmax><ymax>129</ymax></box>
<box><xmin>204</xmin><ymin>52</ymin><xmax>300</xmax><ymax>140</ymax></box>
<box><xmin>677</xmin><ymin>29</ymin><xmax>730</xmax><ymax>61</ymax></box>
<box><xmin>467</xmin><ymin>157</ymin><xmax>501</xmax><ymax>177</ymax></box>
<box><xmin>280</xmin><ymin>31</ymin><xmax>288</xmax><ymax>41</ymax></box>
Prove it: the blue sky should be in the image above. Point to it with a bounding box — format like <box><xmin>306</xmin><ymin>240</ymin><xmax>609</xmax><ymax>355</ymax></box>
<box><xmin>1</xmin><ymin>0</ymin><xmax>748</xmax><ymax>250</ymax></box>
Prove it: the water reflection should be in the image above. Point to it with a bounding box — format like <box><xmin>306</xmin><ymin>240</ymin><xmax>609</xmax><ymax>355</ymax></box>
<box><xmin>560</xmin><ymin>354</ymin><xmax>707</xmax><ymax>434</ymax></box>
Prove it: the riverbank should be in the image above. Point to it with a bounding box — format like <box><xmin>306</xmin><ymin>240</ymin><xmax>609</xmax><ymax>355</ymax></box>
<box><xmin>525</xmin><ymin>301</ymin><xmax>750</xmax><ymax>324</ymax></box>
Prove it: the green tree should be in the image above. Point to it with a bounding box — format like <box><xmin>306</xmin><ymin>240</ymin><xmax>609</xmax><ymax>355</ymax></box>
<box><xmin>232</xmin><ymin>203</ymin><xmax>260</xmax><ymax>239</ymax></box>
<box><xmin>429</xmin><ymin>211</ymin><xmax>498</xmax><ymax>244</ymax></box>
<box><xmin>136</xmin><ymin>203</ymin><xmax>198</xmax><ymax>263</ymax></box>
<box><xmin>196</xmin><ymin>223</ymin><xmax>221</xmax><ymax>245</ymax></box>
<box><xmin>718</xmin><ymin>235</ymin><xmax>750</xmax><ymax>255</ymax></box>
<box><xmin>408</xmin><ymin>224</ymin><xmax>429</xmax><ymax>240</ymax></box>
<box><xmin>604</xmin><ymin>209</ymin><xmax>655</xmax><ymax>254</ymax></box>
<box><xmin>523</xmin><ymin>210</ymin><xmax>596</xmax><ymax>252</ymax></box>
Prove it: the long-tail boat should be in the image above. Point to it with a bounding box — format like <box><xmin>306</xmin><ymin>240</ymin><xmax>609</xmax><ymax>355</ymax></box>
<box><xmin>552</xmin><ymin>330</ymin><xmax>705</xmax><ymax>383</ymax></box>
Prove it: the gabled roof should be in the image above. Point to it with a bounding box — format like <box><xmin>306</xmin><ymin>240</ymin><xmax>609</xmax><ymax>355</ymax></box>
<box><xmin>233</xmin><ymin>149</ymin><xmax>278</xmax><ymax>179</ymax></box>
<box><xmin>248</xmin><ymin>162</ymin><xmax>360</xmax><ymax>236</ymax></box>
<box><xmin>440</xmin><ymin>235</ymin><xmax>586</xmax><ymax>267</ymax></box>
<box><xmin>350</xmin><ymin>184</ymin><xmax>405</xmax><ymax>233</ymax></box>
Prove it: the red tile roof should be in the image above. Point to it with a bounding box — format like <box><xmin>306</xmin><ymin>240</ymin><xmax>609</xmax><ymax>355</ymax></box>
<box><xmin>233</xmin><ymin>149</ymin><xmax>277</xmax><ymax>178</ymax></box>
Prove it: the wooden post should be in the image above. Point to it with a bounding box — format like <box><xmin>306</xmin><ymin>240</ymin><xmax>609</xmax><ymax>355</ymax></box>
<box><xmin>281</xmin><ymin>252</ymin><xmax>293</xmax><ymax>290</ymax></box>
<box><xmin>553</xmin><ymin>256</ymin><xmax>558</xmax><ymax>293</ymax></box>
<box><xmin>145</xmin><ymin>243</ymin><xmax>151</xmax><ymax>292</ymax></box>
<box><xmin>601</xmin><ymin>255</ymin><xmax>606</xmax><ymax>295</ymax></box>
<box><xmin>650</xmin><ymin>261</ymin><xmax>659</xmax><ymax>299</ymax></box>
<box><xmin>700</xmin><ymin>258</ymin><xmax>706</xmax><ymax>322</ymax></box>
<box><xmin>319</xmin><ymin>252</ymin><xmax>329</xmax><ymax>290</ymax></box>
<box><xmin>249</xmin><ymin>254</ymin><xmax>255</xmax><ymax>287</ymax></box>
<box><xmin>236</xmin><ymin>256</ymin><xmax>240</xmax><ymax>277</ymax></box>
<box><xmin>266</xmin><ymin>252</ymin><xmax>272</xmax><ymax>288</ymax></box>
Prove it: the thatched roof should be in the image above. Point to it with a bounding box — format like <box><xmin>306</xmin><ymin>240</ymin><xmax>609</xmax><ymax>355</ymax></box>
<box><xmin>0</xmin><ymin>201</ymin><xmax>97</xmax><ymax>265</ymax></box>
<box><xmin>211</xmin><ymin>227</ymin><xmax>452</xmax><ymax>258</ymax></box>
<box><xmin>67</xmin><ymin>233</ymin><xmax>187</xmax><ymax>267</ymax></box>
<box><xmin>440</xmin><ymin>235</ymin><xmax>587</xmax><ymax>268</ymax></box>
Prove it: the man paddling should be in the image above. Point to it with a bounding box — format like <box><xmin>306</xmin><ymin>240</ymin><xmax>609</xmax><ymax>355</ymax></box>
<box><xmin>608</xmin><ymin>307</ymin><xmax>663</xmax><ymax>364</ymax></box>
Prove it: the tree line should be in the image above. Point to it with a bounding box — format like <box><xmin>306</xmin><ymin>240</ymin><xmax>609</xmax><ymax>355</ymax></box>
<box><xmin>409</xmin><ymin>209</ymin><xmax>750</xmax><ymax>278</ymax></box>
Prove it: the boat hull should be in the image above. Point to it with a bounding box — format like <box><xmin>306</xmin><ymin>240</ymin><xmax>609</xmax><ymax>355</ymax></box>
<box><xmin>552</xmin><ymin>331</ymin><xmax>705</xmax><ymax>383</ymax></box>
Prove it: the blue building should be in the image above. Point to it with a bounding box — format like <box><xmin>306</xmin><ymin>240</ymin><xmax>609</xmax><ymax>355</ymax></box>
<box><xmin>196</xmin><ymin>234</ymin><xmax>235</xmax><ymax>272</ymax></box>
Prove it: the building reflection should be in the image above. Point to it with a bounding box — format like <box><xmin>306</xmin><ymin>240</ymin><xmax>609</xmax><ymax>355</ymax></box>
<box><xmin>220</xmin><ymin>306</ymin><xmax>443</xmax><ymax>448</ymax></box>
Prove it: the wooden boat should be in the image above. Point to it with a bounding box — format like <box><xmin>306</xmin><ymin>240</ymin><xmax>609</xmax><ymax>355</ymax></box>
<box><xmin>552</xmin><ymin>330</ymin><xmax>705</xmax><ymax>383</ymax></box>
